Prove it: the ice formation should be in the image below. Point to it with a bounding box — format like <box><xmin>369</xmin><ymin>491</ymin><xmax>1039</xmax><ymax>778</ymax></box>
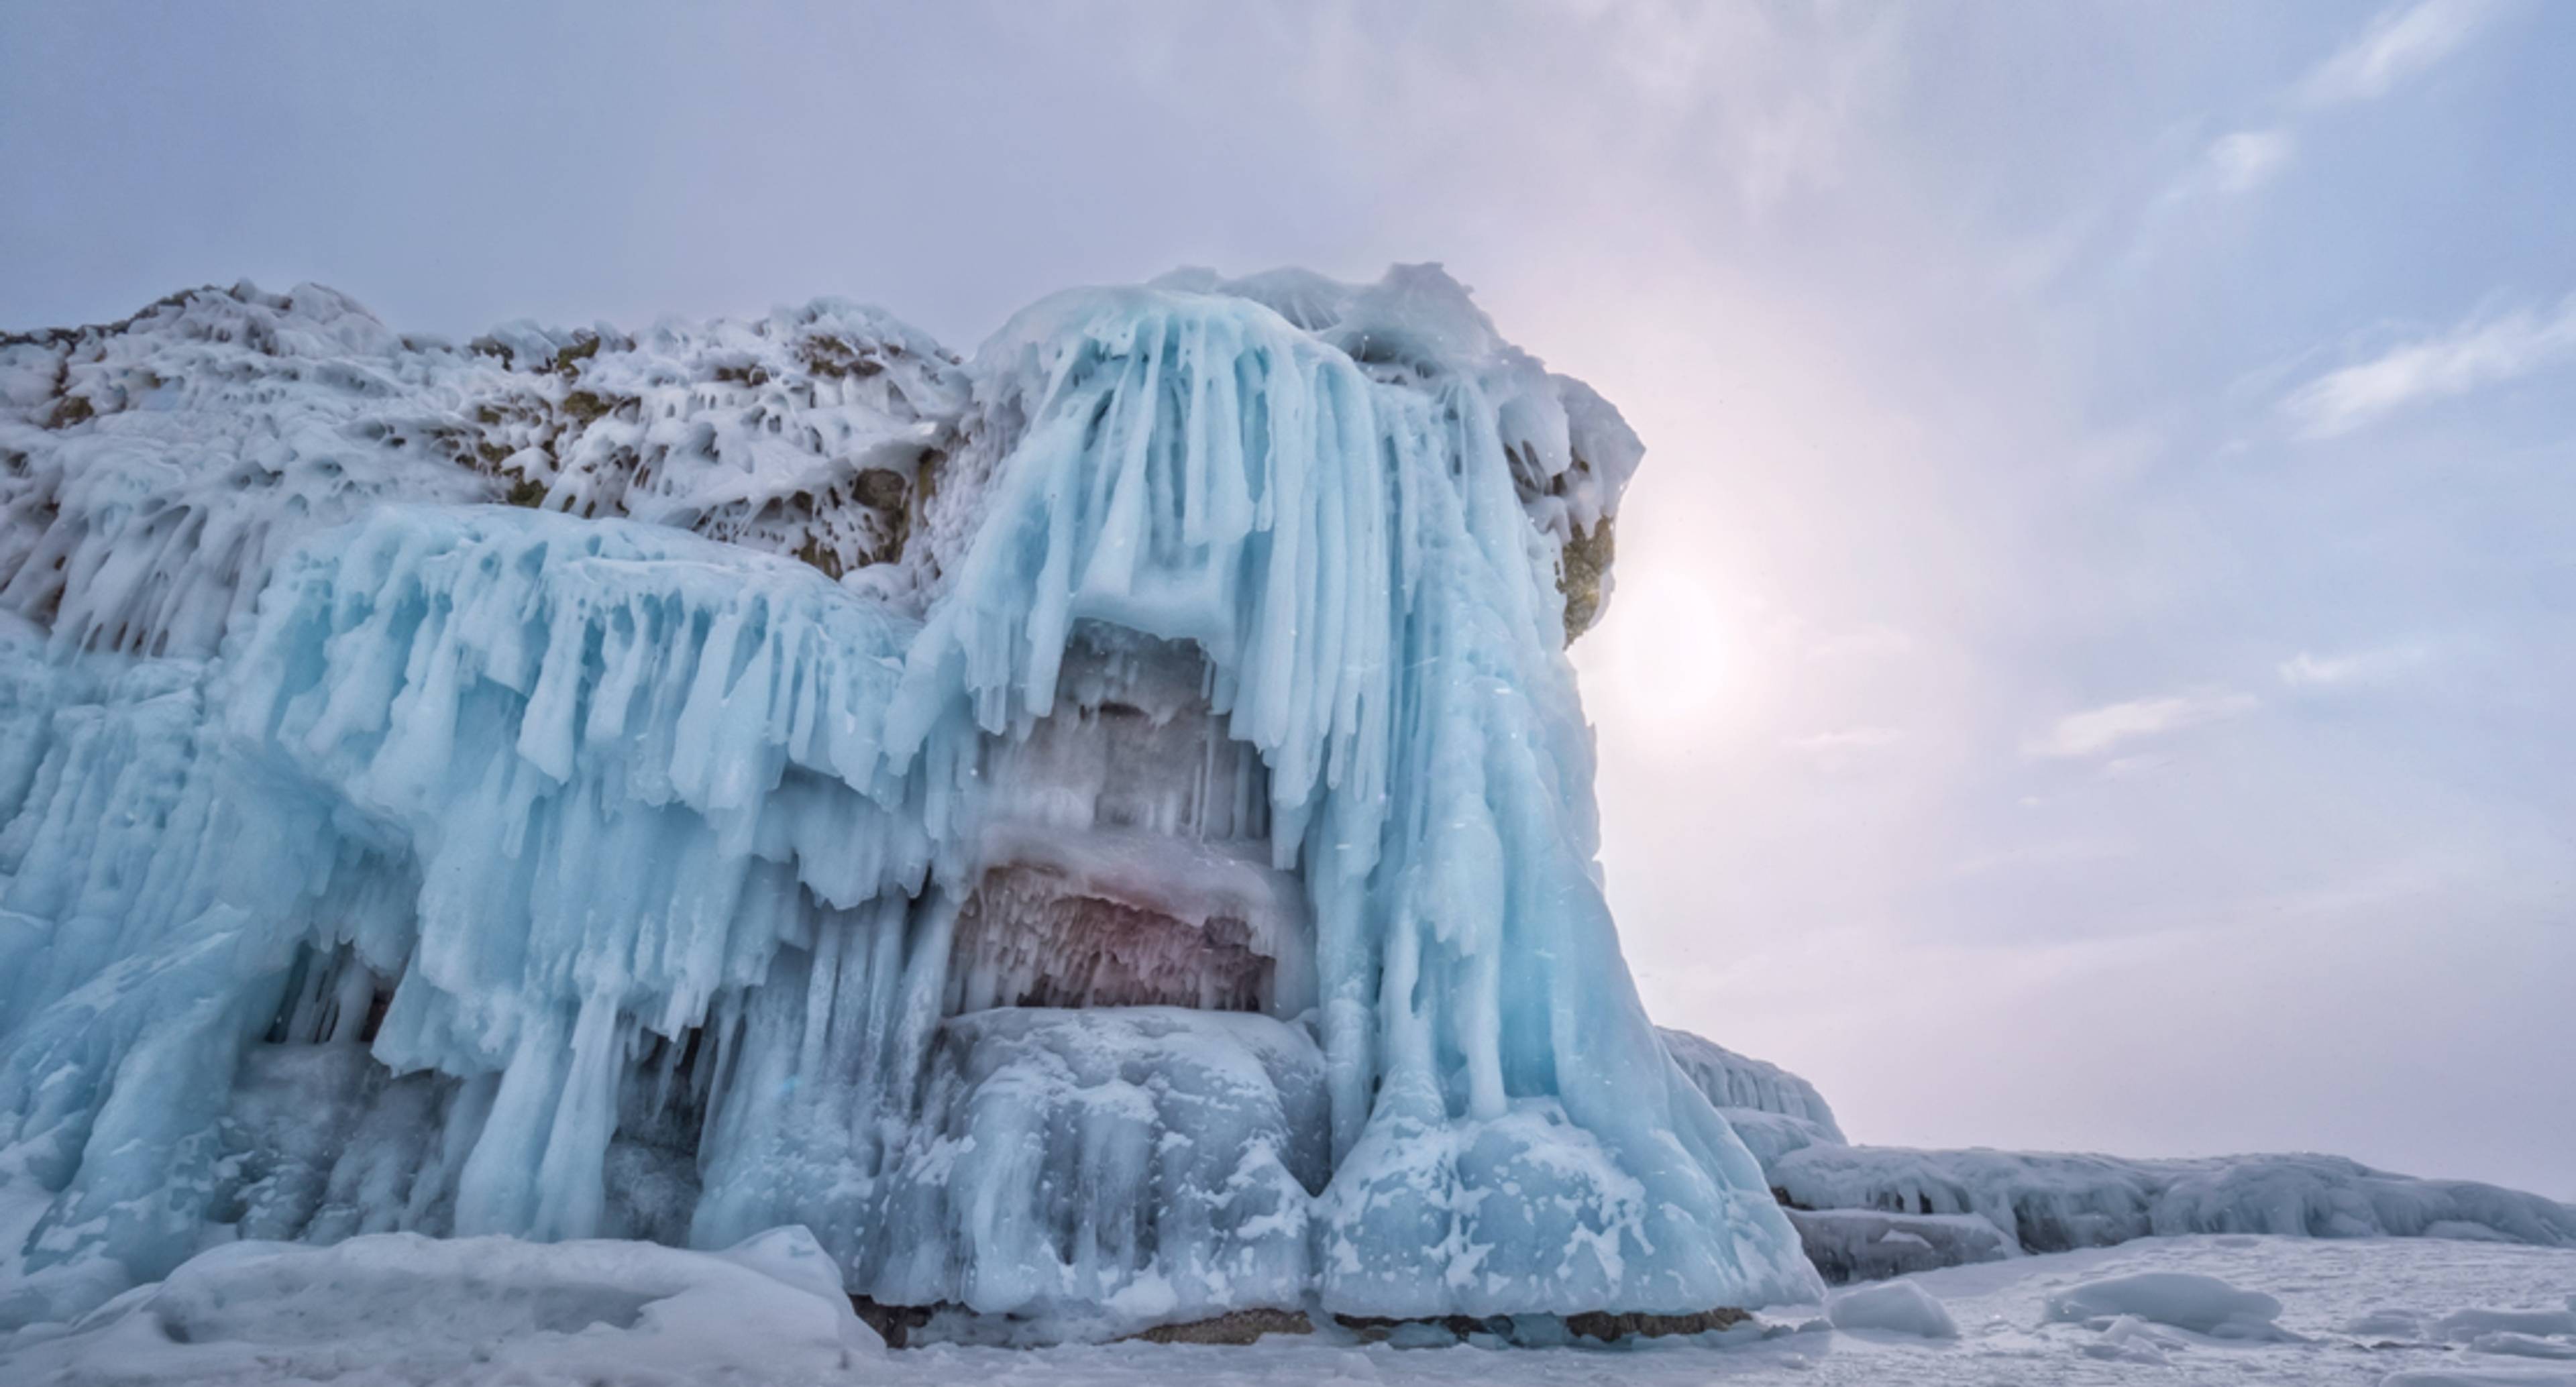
<box><xmin>0</xmin><ymin>268</ymin><xmax>1815</xmax><ymax>1339</ymax></box>
<box><xmin>1658</xmin><ymin>1028</ymin><xmax>2576</xmax><ymax>1282</ymax></box>
<box><xmin>1660</xmin><ymin>1026</ymin><xmax>1847</xmax><ymax>1168</ymax></box>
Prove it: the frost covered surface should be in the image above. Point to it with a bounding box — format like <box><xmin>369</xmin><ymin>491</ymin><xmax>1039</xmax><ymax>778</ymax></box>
<box><xmin>0</xmin><ymin>268</ymin><xmax>1784</xmax><ymax>1338</ymax></box>
<box><xmin>13</xmin><ymin>1231</ymin><xmax>2570</xmax><ymax>1386</ymax></box>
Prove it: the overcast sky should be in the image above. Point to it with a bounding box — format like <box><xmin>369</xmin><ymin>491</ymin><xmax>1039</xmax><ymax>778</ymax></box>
<box><xmin>5</xmin><ymin>1</ymin><xmax>2569</xmax><ymax>1198</ymax></box>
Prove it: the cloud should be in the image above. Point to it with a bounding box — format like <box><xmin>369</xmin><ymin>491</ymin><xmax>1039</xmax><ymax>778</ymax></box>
<box><xmin>2024</xmin><ymin>689</ymin><xmax>2259</xmax><ymax>759</ymax></box>
<box><xmin>2204</xmin><ymin>128</ymin><xmax>2296</xmax><ymax>193</ymax></box>
<box><xmin>2300</xmin><ymin>0</ymin><xmax>2499</xmax><ymax>108</ymax></box>
<box><xmin>2278</xmin><ymin>644</ymin><xmax>2430</xmax><ymax>687</ymax></box>
<box><xmin>2172</xmin><ymin>1</ymin><xmax>2498</xmax><ymax>205</ymax></box>
<box><xmin>2282</xmin><ymin>295</ymin><xmax>2576</xmax><ymax>437</ymax></box>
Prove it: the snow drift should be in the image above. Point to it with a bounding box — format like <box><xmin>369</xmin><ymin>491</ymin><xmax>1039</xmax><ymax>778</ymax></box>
<box><xmin>0</xmin><ymin>269</ymin><xmax>1813</xmax><ymax>1340</ymax></box>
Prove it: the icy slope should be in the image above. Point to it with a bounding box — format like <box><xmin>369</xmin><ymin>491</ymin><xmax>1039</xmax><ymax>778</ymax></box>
<box><xmin>0</xmin><ymin>268</ymin><xmax>1794</xmax><ymax>1338</ymax></box>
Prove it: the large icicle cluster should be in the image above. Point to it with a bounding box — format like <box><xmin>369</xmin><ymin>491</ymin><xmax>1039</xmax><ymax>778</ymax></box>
<box><xmin>0</xmin><ymin>266</ymin><xmax>1811</xmax><ymax>1341</ymax></box>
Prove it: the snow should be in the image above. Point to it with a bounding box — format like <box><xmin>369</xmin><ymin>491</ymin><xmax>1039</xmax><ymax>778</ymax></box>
<box><xmin>1825</xmin><ymin>1277</ymin><xmax>1957</xmax><ymax>1338</ymax></box>
<box><xmin>0</xmin><ymin>268</ymin><xmax>1782</xmax><ymax>1337</ymax></box>
<box><xmin>2438</xmin><ymin>1307</ymin><xmax>2576</xmax><ymax>1340</ymax></box>
<box><xmin>9</xmin><ymin>1231</ymin><xmax>2572</xmax><ymax>1384</ymax></box>
<box><xmin>2381</xmin><ymin>1373</ymin><xmax>2576</xmax><ymax>1386</ymax></box>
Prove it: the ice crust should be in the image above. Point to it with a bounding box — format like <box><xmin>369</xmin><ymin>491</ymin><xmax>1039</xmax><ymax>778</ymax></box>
<box><xmin>0</xmin><ymin>268</ymin><xmax>1805</xmax><ymax>1336</ymax></box>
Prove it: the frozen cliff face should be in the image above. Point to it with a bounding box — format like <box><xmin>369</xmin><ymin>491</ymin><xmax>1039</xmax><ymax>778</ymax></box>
<box><xmin>0</xmin><ymin>268</ymin><xmax>1794</xmax><ymax>1340</ymax></box>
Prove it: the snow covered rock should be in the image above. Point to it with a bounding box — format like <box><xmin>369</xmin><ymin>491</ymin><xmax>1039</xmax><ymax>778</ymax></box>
<box><xmin>0</xmin><ymin>282</ymin><xmax>967</xmax><ymax>660</ymax></box>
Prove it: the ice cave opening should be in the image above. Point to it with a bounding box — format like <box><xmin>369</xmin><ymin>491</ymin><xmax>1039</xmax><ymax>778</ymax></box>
<box><xmin>945</xmin><ymin>621</ymin><xmax>1309</xmax><ymax>1019</ymax></box>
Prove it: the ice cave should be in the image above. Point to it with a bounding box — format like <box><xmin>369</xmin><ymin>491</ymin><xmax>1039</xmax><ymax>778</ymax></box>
<box><xmin>2</xmin><ymin>268</ymin><xmax>2567</xmax><ymax>1349</ymax></box>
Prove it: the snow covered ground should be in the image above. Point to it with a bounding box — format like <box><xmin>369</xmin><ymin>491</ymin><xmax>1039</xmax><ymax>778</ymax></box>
<box><xmin>5</xmin><ymin>1231</ymin><xmax>2571</xmax><ymax>1384</ymax></box>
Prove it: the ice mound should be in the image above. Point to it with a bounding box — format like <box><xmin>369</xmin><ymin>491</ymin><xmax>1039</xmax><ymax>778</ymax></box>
<box><xmin>0</xmin><ymin>268</ymin><xmax>1801</xmax><ymax>1338</ymax></box>
<box><xmin>1825</xmin><ymin>1277</ymin><xmax>1957</xmax><ymax>1338</ymax></box>
<box><xmin>0</xmin><ymin>1227</ymin><xmax>877</xmax><ymax>1385</ymax></box>
<box><xmin>2045</xmin><ymin>1269</ymin><xmax>2293</xmax><ymax>1341</ymax></box>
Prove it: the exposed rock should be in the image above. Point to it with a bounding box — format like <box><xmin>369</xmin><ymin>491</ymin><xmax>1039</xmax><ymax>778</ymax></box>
<box><xmin>1556</xmin><ymin>515</ymin><xmax>1613</xmax><ymax>641</ymax></box>
<box><xmin>1127</xmin><ymin>1307</ymin><xmax>1316</xmax><ymax>1344</ymax></box>
<box><xmin>1333</xmin><ymin>1306</ymin><xmax>1750</xmax><ymax>1345</ymax></box>
<box><xmin>849</xmin><ymin>1297</ymin><xmax>937</xmax><ymax>1349</ymax></box>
